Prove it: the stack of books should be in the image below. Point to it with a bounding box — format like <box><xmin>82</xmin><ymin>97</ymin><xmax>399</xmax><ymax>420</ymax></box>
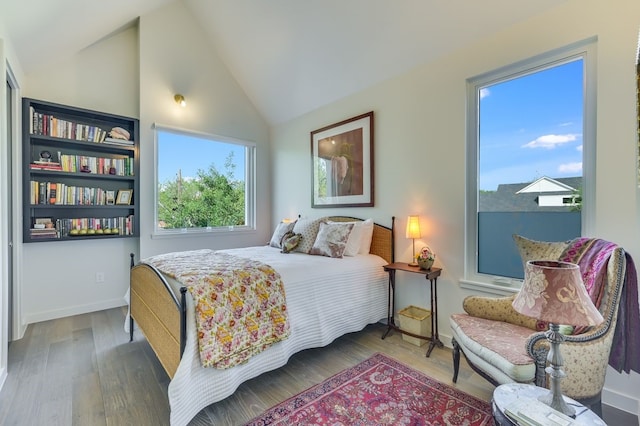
<box><xmin>504</xmin><ymin>397</ymin><xmax>577</xmax><ymax>426</ymax></box>
<box><xmin>30</xmin><ymin>227</ymin><xmax>58</xmax><ymax>239</ymax></box>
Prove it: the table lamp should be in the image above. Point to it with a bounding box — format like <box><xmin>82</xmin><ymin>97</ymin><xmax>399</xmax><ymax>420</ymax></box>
<box><xmin>512</xmin><ymin>260</ymin><xmax>604</xmax><ymax>417</ymax></box>
<box><xmin>406</xmin><ymin>215</ymin><xmax>421</xmax><ymax>266</ymax></box>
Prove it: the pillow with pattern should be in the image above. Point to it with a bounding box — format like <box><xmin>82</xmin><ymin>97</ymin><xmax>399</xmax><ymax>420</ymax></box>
<box><xmin>269</xmin><ymin>221</ymin><xmax>295</xmax><ymax>248</ymax></box>
<box><xmin>512</xmin><ymin>234</ymin><xmax>570</xmax><ymax>265</ymax></box>
<box><xmin>280</xmin><ymin>232</ymin><xmax>303</xmax><ymax>253</ymax></box>
<box><xmin>310</xmin><ymin>221</ymin><xmax>354</xmax><ymax>258</ymax></box>
<box><xmin>292</xmin><ymin>217</ymin><xmax>325</xmax><ymax>253</ymax></box>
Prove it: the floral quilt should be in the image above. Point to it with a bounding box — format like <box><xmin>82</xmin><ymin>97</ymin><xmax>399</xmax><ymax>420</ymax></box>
<box><xmin>143</xmin><ymin>249</ymin><xmax>290</xmax><ymax>369</ymax></box>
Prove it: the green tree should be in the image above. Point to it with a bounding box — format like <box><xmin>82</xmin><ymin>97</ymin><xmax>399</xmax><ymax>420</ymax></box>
<box><xmin>158</xmin><ymin>152</ymin><xmax>245</xmax><ymax>229</ymax></box>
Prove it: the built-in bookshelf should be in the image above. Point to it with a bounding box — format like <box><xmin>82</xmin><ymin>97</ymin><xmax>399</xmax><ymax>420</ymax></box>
<box><xmin>22</xmin><ymin>98</ymin><xmax>140</xmax><ymax>242</ymax></box>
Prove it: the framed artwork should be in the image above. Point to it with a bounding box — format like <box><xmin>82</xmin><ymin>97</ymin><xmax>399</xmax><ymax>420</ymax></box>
<box><xmin>311</xmin><ymin>111</ymin><xmax>374</xmax><ymax>208</ymax></box>
<box><xmin>116</xmin><ymin>189</ymin><xmax>133</xmax><ymax>205</ymax></box>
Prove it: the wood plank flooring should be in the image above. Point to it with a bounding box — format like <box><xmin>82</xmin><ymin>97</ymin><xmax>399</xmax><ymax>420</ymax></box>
<box><xmin>0</xmin><ymin>307</ymin><xmax>636</xmax><ymax>425</ymax></box>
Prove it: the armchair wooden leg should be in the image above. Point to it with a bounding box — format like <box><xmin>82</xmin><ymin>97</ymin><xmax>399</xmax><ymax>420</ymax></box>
<box><xmin>452</xmin><ymin>337</ymin><xmax>460</xmax><ymax>383</ymax></box>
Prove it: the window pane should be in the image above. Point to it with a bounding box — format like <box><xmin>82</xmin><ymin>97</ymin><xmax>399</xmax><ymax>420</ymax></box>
<box><xmin>476</xmin><ymin>59</ymin><xmax>584</xmax><ymax>279</ymax></box>
<box><xmin>156</xmin><ymin>129</ymin><xmax>251</xmax><ymax>231</ymax></box>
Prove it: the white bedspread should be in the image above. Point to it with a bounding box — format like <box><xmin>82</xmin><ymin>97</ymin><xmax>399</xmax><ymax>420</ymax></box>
<box><xmin>159</xmin><ymin>246</ymin><xmax>388</xmax><ymax>425</ymax></box>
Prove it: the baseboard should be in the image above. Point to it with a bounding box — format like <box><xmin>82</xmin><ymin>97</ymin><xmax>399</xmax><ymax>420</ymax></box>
<box><xmin>602</xmin><ymin>387</ymin><xmax>639</xmax><ymax>417</ymax></box>
<box><xmin>23</xmin><ymin>298</ymin><xmax>127</xmax><ymax>326</ymax></box>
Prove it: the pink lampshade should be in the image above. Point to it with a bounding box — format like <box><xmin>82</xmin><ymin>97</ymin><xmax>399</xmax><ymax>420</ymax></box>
<box><xmin>513</xmin><ymin>260</ymin><xmax>604</xmax><ymax>327</ymax></box>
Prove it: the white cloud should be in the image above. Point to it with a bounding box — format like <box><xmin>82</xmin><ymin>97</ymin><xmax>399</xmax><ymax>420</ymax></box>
<box><xmin>480</xmin><ymin>88</ymin><xmax>490</xmax><ymax>99</ymax></box>
<box><xmin>521</xmin><ymin>133</ymin><xmax>580</xmax><ymax>149</ymax></box>
<box><xmin>558</xmin><ymin>162</ymin><xmax>582</xmax><ymax>174</ymax></box>
<box><xmin>576</xmin><ymin>145</ymin><xmax>583</xmax><ymax>152</ymax></box>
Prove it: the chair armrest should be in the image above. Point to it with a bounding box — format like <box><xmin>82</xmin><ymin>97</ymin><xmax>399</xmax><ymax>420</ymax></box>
<box><xmin>463</xmin><ymin>294</ymin><xmax>538</xmax><ymax>330</ymax></box>
<box><xmin>526</xmin><ymin>328</ymin><xmax>613</xmax><ymax>398</ymax></box>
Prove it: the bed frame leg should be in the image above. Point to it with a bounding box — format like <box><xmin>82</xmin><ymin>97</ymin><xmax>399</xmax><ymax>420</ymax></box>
<box><xmin>129</xmin><ymin>252</ymin><xmax>135</xmax><ymax>342</ymax></box>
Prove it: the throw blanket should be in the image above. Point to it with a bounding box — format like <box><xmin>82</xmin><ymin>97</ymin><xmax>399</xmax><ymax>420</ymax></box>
<box><xmin>560</xmin><ymin>238</ymin><xmax>640</xmax><ymax>374</ymax></box>
<box><xmin>143</xmin><ymin>249</ymin><xmax>290</xmax><ymax>369</ymax></box>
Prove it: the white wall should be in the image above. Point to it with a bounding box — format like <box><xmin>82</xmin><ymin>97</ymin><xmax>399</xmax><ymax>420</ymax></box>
<box><xmin>137</xmin><ymin>1</ymin><xmax>271</xmax><ymax>259</ymax></box>
<box><xmin>19</xmin><ymin>27</ymin><xmax>140</xmax><ymax>326</ymax></box>
<box><xmin>270</xmin><ymin>0</ymin><xmax>640</xmax><ymax>415</ymax></box>
<box><xmin>16</xmin><ymin>0</ymin><xmax>272</xmax><ymax>325</ymax></box>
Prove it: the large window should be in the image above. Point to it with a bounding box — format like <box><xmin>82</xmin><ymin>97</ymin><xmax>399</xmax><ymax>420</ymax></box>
<box><xmin>465</xmin><ymin>40</ymin><xmax>595</xmax><ymax>286</ymax></box>
<box><xmin>155</xmin><ymin>126</ymin><xmax>255</xmax><ymax>234</ymax></box>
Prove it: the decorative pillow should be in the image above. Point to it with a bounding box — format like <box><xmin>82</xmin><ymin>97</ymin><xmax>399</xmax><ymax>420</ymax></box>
<box><xmin>358</xmin><ymin>219</ymin><xmax>375</xmax><ymax>254</ymax></box>
<box><xmin>310</xmin><ymin>221</ymin><xmax>354</xmax><ymax>258</ymax></box>
<box><xmin>269</xmin><ymin>221</ymin><xmax>295</xmax><ymax>248</ymax></box>
<box><xmin>280</xmin><ymin>232</ymin><xmax>303</xmax><ymax>253</ymax></box>
<box><xmin>512</xmin><ymin>234</ymin><xmax>570</xmax><ymax>264</ymax></box>
<box><xmin>336</xmin><ymin>221</ymin><xmax>363</xmax><ymax>256</ymax></box>
<box><xmin>292</xmin><ymin>217</ymin><xmax>325</xmax><ymax>253</ymax></box>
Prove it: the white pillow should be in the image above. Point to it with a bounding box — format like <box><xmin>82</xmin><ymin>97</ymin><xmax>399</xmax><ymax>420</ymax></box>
<box><xmin>329</xmin><ymin>218</ymin><xmax>374</xmax><ymax>256</ymax></box>
<box><xmin>269</xmin><ymin>221</ymin><xmax>295</xmax><ymax>248</ymax></box>
<box><xmin>342</xmin><ymin>222</ymin><xmax>363</xmax><ymax>256</ymax></box>
<box><xmin>358</xmin><ymin>219</ymin><xmax>374</xmax><ymax>254</ymax></box>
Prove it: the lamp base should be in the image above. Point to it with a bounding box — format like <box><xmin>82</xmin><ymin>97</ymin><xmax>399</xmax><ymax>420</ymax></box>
<box><xmin>541</xmin><ymin>323</ymin><xmax>576</xmax><ymax>418</ymax></box>
<box><xmin>538</xmin><ymin>388</ymin><xmax>575</xmax><ymax>418</ymax></box>
<box><xmin>408</xmin><ymin>261</ymin><xmax>418</xmax><ymax>267</ymax></box>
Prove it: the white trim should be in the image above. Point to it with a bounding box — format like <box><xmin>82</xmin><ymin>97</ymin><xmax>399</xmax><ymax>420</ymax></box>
<box><xmin>459</xmin><ymin>279</ymin><xmax>519</xmax><ymax>296</ymax></box>
<box><xmin>22</xmin><ymin>298</ymin><xmax>127</xmax><ymax>325</ymax></box>
<box><xmin>465</xmin><ymin>38</ymin><xmax>596</xmax><ymax>285</ymax></box>
<box><xmin>602</xmin><ymin>386</ymin><xmax>640</xmax><ymax>417</ymax></box>
<box><xmin>516</xmin><ymin>176</ymin><xmax>576</xmax><ymax>194</ymax></box>
<box><xmin>152</xmin><ymin>124</ymin><xmax>257</xmax><ymax>237</ymax></box>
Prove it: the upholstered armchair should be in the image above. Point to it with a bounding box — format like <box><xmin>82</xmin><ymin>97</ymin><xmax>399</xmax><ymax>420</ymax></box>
<box><xmin>450</xmin><ymin>236</ymin><xmax>638</xmax><ymax>417</ymax></box>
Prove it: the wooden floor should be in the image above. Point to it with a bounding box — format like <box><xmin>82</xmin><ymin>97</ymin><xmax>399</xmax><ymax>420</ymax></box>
<box><xmin>0</xmin><ymin>307</ymin><xmax>637</xmax><ymax>426</ymax></box>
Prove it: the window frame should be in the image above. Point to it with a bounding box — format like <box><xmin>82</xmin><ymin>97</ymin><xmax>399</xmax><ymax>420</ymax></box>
<box><xmin>153</xmin><ymin>124</ymin><xmax>256</xmax><ymax>237</ymax></box>
<box><xmin>463</xmin><ymin>39</ymin><xmax>597</xmax><ymax>293</ymax></box>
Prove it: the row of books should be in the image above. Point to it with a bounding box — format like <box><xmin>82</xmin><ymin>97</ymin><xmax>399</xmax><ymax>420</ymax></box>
<box><xmin>30</xmin><ymin>215</ymin><xmax>135</xmax><ymax>239</ymax></box>
<box><xmin>30</xmin><ymin>107</ymin><xmax>108</xmax><ymax>143</ymax></box>
<box><xmin>29</xmin><ymin>181</ymin><xmax>129</xmax><ymax>206</ymax></box>
<box><xmin>30</xmin><ymin>157</ymin><xmax>134</xmax><ymax>176</ymax></box>
<box><xmin>29</xmin><ymin>107</ymin><xmax>134</xmax><ymax>146</ymax></box>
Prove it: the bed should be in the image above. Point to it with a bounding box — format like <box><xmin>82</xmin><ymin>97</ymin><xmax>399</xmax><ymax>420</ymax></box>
<box><xmin>128</xmin><ymin>216</ymin><xmax>395</xmax><ymax>425</ymax></box>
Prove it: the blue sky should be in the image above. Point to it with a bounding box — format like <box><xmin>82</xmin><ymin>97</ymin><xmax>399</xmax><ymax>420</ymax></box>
<box><xmin>479</xmin><ymin>58</ymin><xmax>583</xmax><ymax>191</ymax></box>
<box><xmin>157</xmin><ymin>131</ymin><xmax>246</xmax><ymax>184</ymax></box>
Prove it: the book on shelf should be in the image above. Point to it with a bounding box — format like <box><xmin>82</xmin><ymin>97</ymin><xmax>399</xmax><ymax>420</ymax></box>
<box><xmin>504</xmin><ymin>397</ymin><xmax>576</xmax><ymax>426</ymax></box>
<box><xmin>102</xmin><ymin>137</ymin><xmax>134</xmax><ymax>146</ymax></box>
<box><xmin>30</xmin><ymin>161</ymin><xmax>62</xmax><ymax>171</ymax></box>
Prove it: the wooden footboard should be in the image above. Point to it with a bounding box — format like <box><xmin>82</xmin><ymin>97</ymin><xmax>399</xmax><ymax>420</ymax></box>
<box><xmin>130</xmin><ymin>259</ymin><xmax>184</xmax><ymax>378</ymax></box>
<box><xmin>129</xmin><ymin>216</ymin><xmax>395</xmax><ymax>379</ymax></box>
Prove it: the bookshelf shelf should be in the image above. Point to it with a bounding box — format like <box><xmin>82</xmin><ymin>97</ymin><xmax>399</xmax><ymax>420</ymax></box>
<box><xmin>22</xmin><ymin>98</ymin><xmax>140</xmax><ymax>243</ymax></box>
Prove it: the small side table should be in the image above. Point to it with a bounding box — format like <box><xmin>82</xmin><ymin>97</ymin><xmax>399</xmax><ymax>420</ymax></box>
<box><xmin>492</xmin><ymin>383</ymin><xmax>606</xmax><ymax>425</ymax></box>
<box><xmin>381</xmin><ymin>262</ymin><xmax>443</xmax><ymax>357</ymax></box>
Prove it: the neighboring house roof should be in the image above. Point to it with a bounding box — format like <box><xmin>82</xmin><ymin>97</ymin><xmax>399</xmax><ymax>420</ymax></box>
<box><xmin>480</xmin><ymin>176</ymin><xmax>581</xmax><ymax>212</ymax></box>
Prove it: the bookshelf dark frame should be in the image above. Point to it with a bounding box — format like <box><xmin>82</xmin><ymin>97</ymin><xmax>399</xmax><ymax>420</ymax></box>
<box><xmin>22</xmin><ymin>98</ymin><xmax>140</xmax><ymax>242</ymax></box>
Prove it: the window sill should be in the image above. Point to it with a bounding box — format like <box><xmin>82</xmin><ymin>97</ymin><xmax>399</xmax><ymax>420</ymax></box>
<box><xmin>151</xmin><ymin>226</ymin><xmax>256</xmax><ymax>239</ymax></box>
<box><xmin>459</xmin><ymin>278</ymin><xmax>520</xmax><ymax>296</ymax></box>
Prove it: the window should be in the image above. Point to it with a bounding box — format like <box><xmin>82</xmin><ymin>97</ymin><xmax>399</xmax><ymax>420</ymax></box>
<box><xmin>155</xmin><ymin>126</ymin><xmax>255</xmax><ymax>234</ymax></box>
<box><xmin>465</xmin><ymin>40</ymin><xmax>595</xmax><ymax>286</ymax></box>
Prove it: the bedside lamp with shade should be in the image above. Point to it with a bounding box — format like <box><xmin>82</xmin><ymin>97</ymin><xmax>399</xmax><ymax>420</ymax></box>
<box><xmin>406</xmin><ymin>215</ymin><xmax>421</xmax><ymax>266</ymax></box>
<box><xmin>512</xmin><ymin>260</ymin><xmax>604</xmax><ymax>417</ymax></box>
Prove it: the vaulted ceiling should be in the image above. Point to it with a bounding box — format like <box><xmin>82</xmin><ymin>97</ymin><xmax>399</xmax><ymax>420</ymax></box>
<box><xmin>1</xmin><ymin>0</ymin><xmax>567</xmax><ymax>124</ymax></box>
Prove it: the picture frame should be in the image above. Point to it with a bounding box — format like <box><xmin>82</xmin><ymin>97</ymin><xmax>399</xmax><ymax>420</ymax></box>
<box><xmin>311</xmin><ymin>111</ymin><xmax>374</xmax><ymax>208</ymax></box>
<box><xmin>115</xmin><ymin>189</ymin><xmax>133</xmax><ymax>205</ymax></box>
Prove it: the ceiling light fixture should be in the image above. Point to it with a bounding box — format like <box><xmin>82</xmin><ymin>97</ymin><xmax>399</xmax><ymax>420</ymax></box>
<box><xmin>174</xmin><ymin>94</ymin><xmax>186</xmax><ymax>107</ymax></box>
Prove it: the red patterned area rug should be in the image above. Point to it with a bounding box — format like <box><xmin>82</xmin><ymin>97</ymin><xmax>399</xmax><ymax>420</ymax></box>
<box><xmin>245</xmin><ymin>352</ymin><xmax>492</xmax><ymax>425</ymax></box>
